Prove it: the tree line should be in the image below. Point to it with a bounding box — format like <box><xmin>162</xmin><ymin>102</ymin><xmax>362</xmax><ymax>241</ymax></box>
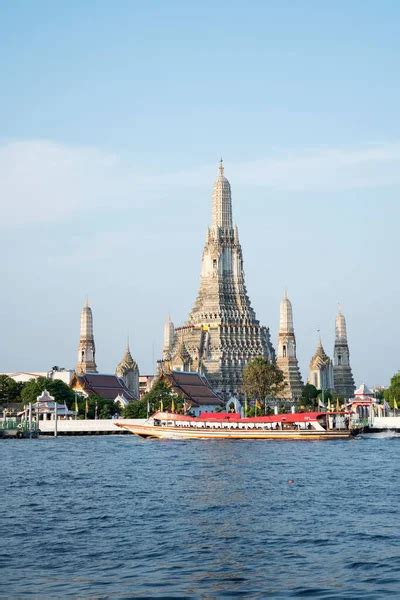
<box><xmin>2</xmin><ymin>363</ymin><xmax>400</xmax><ymax>419</ymax></box>
<box><xmin>0</xmin><ymin>375</ymin><xmax>119</xmax><ymax>419</ymax></box>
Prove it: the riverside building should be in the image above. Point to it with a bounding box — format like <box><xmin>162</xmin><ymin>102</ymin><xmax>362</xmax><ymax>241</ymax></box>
<box><xmin>159</xmin><ymin>160</ymin><xmax>275</xmax><ymax>398</ymax></box>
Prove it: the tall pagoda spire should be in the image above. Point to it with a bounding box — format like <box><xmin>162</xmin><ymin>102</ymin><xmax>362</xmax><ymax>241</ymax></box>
<box><xmin>211</xmin><ymin>158</ymin><xmax>233</xmax><ymax>230</ymax></box>
<box><xmin>333</xmin><ymin>307</ymin><xmax>355</xmax><ymax>399</ymax></box>
<box><xmin>76</xmin><ymin>300</ymin><xmax>97</xmax><ymax>374</ymax></box>
<box><xmin>159</xmin><ymin>160</ymin><xmax>274</xmax><ymax>397</ymax></box>
<box><xmin>163</xmin><ymin>315</ymin><xmax>175</xmax><ymax>359</ymax></box>
<box><xmin>276</xmin><ymin>292</ymin><xmax>303</xmax><ymax>399</ymax></box>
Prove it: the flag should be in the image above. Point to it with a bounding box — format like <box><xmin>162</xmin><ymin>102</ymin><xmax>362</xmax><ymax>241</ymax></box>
<box><xmin>336</xmin><ymin>398</ymin><xmax>340</xmax><ymax>412</ymax></box>
<box><xmin>160</xmin><ymin>399</ymin><xmax>164</xmax><ymax>412</ymax></box>
<box><xmin>171</xmin><ymin>398</ymin><xmax>175</xmax><ymax>413</ymax></box>
<box><xmin>394</xmin><ymin>398</ymin><xmax>398</xmax><ymax>410</ymax></box>
<box><xmin>85</xmin><ymin>397</ymin><xmax>89</xmax><ymax>418</ymax></box>
<box><xmin>74</xmin><ymin>395</ymin><xmax>79</xmax><ymax>414</ymax></box>
<box><xmin>327</xmin><ymin>399</ymin><xmax>331</xmax><ymax>412</ymax></box>
<box><xmin>244</xmin><ymin>396</ymin><xmax>248</xmax><ymax>417</ymax></box>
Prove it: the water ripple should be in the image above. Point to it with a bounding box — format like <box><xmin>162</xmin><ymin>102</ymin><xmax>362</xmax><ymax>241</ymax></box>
<box><xmin>1</xmin><ymin>436</ymin><xmax>400</xmax><ymax>598</ymax></box>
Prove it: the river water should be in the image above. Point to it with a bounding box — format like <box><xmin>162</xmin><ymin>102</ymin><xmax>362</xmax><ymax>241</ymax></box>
<box><xmin>2</xmin><ymin>435</ymin><xmax>400</xmax><ymax>599</ymax></box>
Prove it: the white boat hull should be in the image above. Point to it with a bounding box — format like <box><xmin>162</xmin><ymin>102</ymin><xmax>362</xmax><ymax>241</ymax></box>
<box><xmin>115</xmin><ymin>422</ymin><xmax>352</xmax><ymax>441</ymax></box>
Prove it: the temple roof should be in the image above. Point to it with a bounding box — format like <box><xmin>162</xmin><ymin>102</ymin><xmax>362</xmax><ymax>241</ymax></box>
<box><xmin>116</xmin><ymin>344</ymin><xmax>138</xmax><ymax>376</ymax></box>
<box><xmin>310</xmin><ymin>338</ymin><xmax>332</xmax><ymax>369</ymax></box>
<box><xmin>73</xmin><ymin>373</ymin><xmax>136</xmax><ymax>401</ymax></box>
<box><xmin>355</xmin><ymin>383</ymin><xmax>372</xmax><ymax>397</ymax></box>
<box><xmin>161</xmin><ymin>371</ymin><xmax>223</xmax><ymax>407</ymax></box>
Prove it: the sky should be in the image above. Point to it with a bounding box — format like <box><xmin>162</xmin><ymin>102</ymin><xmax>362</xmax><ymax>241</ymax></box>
<box><xmin>1</xmin><ymin>0</ymin><xmax>400</xmax><ymax>387</ymax></box>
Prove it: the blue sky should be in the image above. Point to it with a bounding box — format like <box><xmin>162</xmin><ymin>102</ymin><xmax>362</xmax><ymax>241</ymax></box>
<box><xmin>1</xmin><ymin>1</ymin><xmax>400</xmax><ymax>386</ymax></box>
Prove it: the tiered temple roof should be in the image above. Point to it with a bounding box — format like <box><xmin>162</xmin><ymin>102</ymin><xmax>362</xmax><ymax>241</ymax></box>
<box><xmin>71</xmin><ymin>373</ymin><xmax>136</xmax><ymax>402</ymax></box>
<box><xmin>160</xmin><ymin>371</ymin><xmax>223</xmax><ymax>409</ymax></box>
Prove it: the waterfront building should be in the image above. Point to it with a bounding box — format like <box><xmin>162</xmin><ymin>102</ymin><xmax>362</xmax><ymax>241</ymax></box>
<box><xmin>2</xmin><ymin>368</ymin><xmax>74</xmax><ymax>385</ymax></box>
<box><xmin>276</xmin><ymin>292</ymin><xmax>304</xmax><ymax>400</ymax></box>
<box><xmin>159</xmin><ymin>160</ymin><xmax>275</xmax><ymax>397</ymax></box>
<box><xmin>308</xmin><ymin>337</ymin><xmax>334</xmax><ymax>391</ymax></box>
<box><xmin>347</xmin><ymin>384</ymin><xmax>385</xmax><ymax>420</ymax></box>
<box><xmin>76</xmin><ymin>300</ymin><xmax>97</xmax><ymax>375</ymax></box>
<box><xmin>70</xmin><ymin>372</ymin><xmax>136</xmax><ymax>407</ymax></box>
<box><xmin>116</xmin><ymin>342</ymin><xmax>140</xmax><ymax>399</ymax></box>
<box><xmin>139</xmin><ymin>375</ymin><xmax>156</xmax><ymax>399</ymax></box>
<box><xmin>333</xmin><ymin>308</ymin><xmax>355</xmax><ymax>399</ymax></box>
<box><xmin>18</xmin><ymin>389</ymin><xmax>75</xmax><ymax>422</ymax></box>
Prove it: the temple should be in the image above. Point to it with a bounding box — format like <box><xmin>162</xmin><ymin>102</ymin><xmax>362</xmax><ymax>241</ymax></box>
<box><xmin>159</xmin><ymin>160</ymin><xmax>275</xmax><ymax>397</ymax></box>
<box><xmin>76</xmin><ymin>300</ymin><xmax>97</xmax><ymax>374</ymax></box>
<box><xmin>308</xmin><ymin>337</ymin><xmax>334</xmax><ymax>391</ymax></box>
<box><xmin>333</xmin><ymin>308</ymin><xmax>355</xmax><ymax>399</ymax></box>
<box><xmin>276</xmin><ymin>292</ymin><xmax>303</xmax><ymax>399</ymax></box>
<box><xmin>116</xmin><ymin>341</ymin><xmax>140</xmax><ymax>399</ymax></box>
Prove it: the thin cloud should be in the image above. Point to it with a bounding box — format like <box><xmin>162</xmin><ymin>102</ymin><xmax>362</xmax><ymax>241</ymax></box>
<box><xmin>1</xmin><ymin>140</ymin><xmax>400</xmax><ymax>227</ymax></box>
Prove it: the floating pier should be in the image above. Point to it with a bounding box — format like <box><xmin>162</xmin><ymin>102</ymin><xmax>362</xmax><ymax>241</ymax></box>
<box><xmin>0</xmin><ymin>418</ymin><xmax>39</xmax><ymax>439</ymax></box>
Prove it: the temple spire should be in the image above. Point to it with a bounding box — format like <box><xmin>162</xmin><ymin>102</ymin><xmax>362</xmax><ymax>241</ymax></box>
<box><xmin>279</xmin><ymin>291</ymin><xmax>294</xmax><ymax>333</ymax></box>
<box><xmin>158</xmin><ymin>159</ymin><xmax>275</xmax><ymax>397</ymax></box>
<box><xmin>276</xmin><ymin>292</ymin><xmax>303</xmax><ymax>399</ymax></box>
<box><xmin>335</xmin><ymin>307</ymin><xmax>347</xmax><ymax>341</ymax></box>
<box><xmin>163</xmin><ymin>315</ymin><xmax>175</xmax><ymax>359</ymax></box>
<box><xmin>116</xmin><ymin>340</ymin><xmax>140</xmax><ymax>399</ymax></box>
<box><xmin>333</xmin><ymin>307</ymin><xmax>355</xmax><ymax>398</ymax></box>
<box><xmin>76</xmin><ymin>300</ymin><xmax>97</xmax><ymax>374</ymax></box>
<box><xmin>212</xmin><ymin>159</ymin><xmax>233</xmax><ymax>230</ymax></box>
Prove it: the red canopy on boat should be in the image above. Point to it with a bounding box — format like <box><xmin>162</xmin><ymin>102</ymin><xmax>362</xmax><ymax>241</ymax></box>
<box><xmin>152</xmin><ymin>411</ymin><xmax>345</xmax><ymax>423</ymax></box>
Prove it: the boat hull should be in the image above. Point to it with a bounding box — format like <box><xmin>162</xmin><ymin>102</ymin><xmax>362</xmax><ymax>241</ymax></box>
<box><xmin>115</xmin><ymin>422</ymin><xmax>353</xmax><ymax>441</ymax></box>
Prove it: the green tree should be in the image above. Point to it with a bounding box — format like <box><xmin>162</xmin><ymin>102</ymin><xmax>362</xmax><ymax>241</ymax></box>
<box><xmin>374</xmin><ymin>388</ymin><xmax>385</xmax><ymax>401</ymax></box>
<box><xmin>73</xmin><ymin>394</ymin><xmax>119</xmax><ymax>419</ymax></box>
<box><xmin>318</xmin><ymin>389</ymin><xmax>332</xmax><ymax>405</ymax></box>
<box><xmin>123</xmin><ymin>379</ymin><xmax>184</xmax><ymax>418</ymax></box>
<box><xmin>123</xmin><ymin>398</ymin><xmax>148</xmax><ymax>418</ymax></box>
<box><xmin>300</xmin><ymin>383</ymin><xmax>319</xmax><ymax>409</ymax></box>
<box><xmin>242</xmin><ymin>357</ymin><xmax>286</xmax><ymax>411</ymax></box>
<box><xmin>20</xmin><ymin>377</ymin><xmax>76</xmax><ymax>407</ymax></box>
<box><xmin>384</xmin><ymin>372</ymin><xmax>400</xmax><ymax>408</ymax></box>
<box><xmin>0</xmin><ymin>375</ymin><xmax>24</xmax><ymax>403</ymax></box>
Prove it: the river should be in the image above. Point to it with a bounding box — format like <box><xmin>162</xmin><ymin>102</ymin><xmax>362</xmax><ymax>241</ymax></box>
<box><xmin>2</xmin><ymin>435</ymin><xmax>400</xmax><ymax>598</ymax></box>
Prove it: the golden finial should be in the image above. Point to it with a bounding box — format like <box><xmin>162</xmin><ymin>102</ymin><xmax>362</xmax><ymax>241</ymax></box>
<box><xmin>219</xmin><ymin>157</ymin><xmax>224</xmax><ymax>176</ymax></box>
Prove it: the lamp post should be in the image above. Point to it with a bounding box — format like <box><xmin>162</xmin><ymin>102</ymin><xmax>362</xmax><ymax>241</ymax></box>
<box><xmin>54</xmin><ymin>401</ymin><xmax>58</xmax><ymax>438</ymax></box>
